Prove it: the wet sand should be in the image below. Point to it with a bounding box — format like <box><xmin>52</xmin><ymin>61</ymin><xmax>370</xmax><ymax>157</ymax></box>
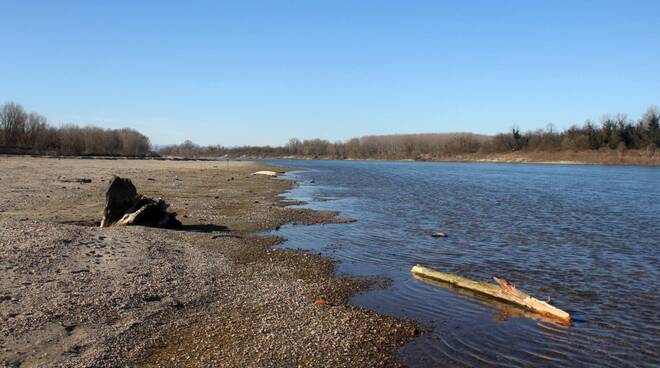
<box><xmin>0</xmin><ymin>156</ymin><xmax>416</xmax><ymax>367</ymax></box>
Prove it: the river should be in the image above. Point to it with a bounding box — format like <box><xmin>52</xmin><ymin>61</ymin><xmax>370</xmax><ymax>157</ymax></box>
<box><xmin>264</xmin><ymin>159</ymin><xmax>659</xmax><ymax>367</ymax></box>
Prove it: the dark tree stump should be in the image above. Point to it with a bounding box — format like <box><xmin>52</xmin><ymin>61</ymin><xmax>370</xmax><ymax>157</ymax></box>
<box><xmin>101</xmin><ymin>177</ymin><xmax>139</xmax><ymax>227</ymax></box>
<box><xmin>100</xmin><ymin>176</ymin><xmax>180</xmax><ymax>228</ymax></box>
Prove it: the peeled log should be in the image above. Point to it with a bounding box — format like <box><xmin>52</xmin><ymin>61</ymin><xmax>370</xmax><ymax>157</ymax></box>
<box><xmin>411</xmin><ymin>264</ymin><xmax>571</xmax><ymax>324</ymax></box>
<box><xmin>251</xmin><ymin>171</ymin><xmax>278</xmax><ymax>177</ymax></box>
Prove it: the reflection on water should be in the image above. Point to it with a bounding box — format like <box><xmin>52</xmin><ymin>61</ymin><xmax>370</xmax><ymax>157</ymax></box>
<box><xmin>264</xmin><ymin>160</ymin><xmax>660</xmax><ymax>367</ymax></box>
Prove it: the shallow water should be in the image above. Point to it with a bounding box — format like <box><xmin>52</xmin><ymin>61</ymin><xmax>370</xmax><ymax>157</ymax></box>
<box><xmin>263</xmin><ymin>159</ymin><xmax>659</xmax><ymax>367</ymax></box>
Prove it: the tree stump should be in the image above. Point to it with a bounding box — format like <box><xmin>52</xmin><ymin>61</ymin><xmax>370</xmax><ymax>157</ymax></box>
<box><xmin>100</xmin><ymin>176</ymin><xmax>181</xmax><ymax>228</ymax></box>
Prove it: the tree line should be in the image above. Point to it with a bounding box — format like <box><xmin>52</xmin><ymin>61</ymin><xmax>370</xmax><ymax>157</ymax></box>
<box><xmin>488</xmin><ymin>109</ymin><xmax>659</xmax><ymax>155</ymax></box>
<box><xmin>4</xmin><ymin>100</ymin><xmax>657</xmax><ymax>159</ymax></box>
<box><xmin>0</xmin><ymin>102</ymin><xmax>151</xmax><ymax>156</ymax></box>
<box><xmin>160</xmin><ymin>106</ymin><xmax>659</xmax><ymax>159</ymax></box>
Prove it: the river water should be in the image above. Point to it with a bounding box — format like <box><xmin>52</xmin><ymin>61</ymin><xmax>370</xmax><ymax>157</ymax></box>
<box><xmin>263</xmin><ymin>159</ymin><xmax>659</xmax><ymax>367</ymax></box>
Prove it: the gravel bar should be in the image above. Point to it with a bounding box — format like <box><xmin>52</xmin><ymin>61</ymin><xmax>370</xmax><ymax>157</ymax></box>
<box><xmin>0</xmin><ymin>157</ymin><xmax>417</xmax><ymax>367</ymax></box>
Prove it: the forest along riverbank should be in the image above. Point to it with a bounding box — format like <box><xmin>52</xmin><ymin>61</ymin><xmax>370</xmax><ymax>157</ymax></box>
<box><xmin>0</xmin><ymin>157</ymin><xmax>416</xmax><ymax>367</ymax></box>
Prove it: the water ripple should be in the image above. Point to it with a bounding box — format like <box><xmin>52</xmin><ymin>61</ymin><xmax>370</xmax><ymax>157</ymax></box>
<box><xmin>265</xmin><ymin>160</ymin><xmax>660</xmax><ymax>368</ymax></box>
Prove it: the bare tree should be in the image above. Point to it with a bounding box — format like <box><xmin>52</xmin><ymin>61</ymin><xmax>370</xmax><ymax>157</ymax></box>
<box><xmin>0</xmin><ymin>102</ymin><xmax>28</xmax><ymax>147</ymax></box>
<box><xmin>23</xmin><ymin>112</ymin><xmax>48</xmax><ymax>148</ymax></box>
<box><xmin>287</xmin><ymin>138</ymin><xmax>303</xmax><ymax>155</ymax></box>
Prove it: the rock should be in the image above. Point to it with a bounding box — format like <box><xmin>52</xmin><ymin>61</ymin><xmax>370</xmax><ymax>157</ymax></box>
<box><xmin>314</xmin><ymin>297</ymin><xmax>329</xmax><ymax>305</ymax></box>
<box><xmin>143</xmin><ymin>294</ymin><xmax>162</xmax><ymax>302</ymax></box>
<box><xmin>431</xmin><ymin>232</ymin><xmax>447</xmax><ymax>238</ymax></box>
<box><xmin>100</xmin><ymin>176</ymin><xmax>181</xmax><ymax>228</ymax></box>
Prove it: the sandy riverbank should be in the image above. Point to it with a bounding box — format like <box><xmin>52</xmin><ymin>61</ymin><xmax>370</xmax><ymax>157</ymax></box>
<box><xmin>227</xmin><ymin>148</ymin><xmax>660</xmax><ymax>165</ymax></box>
<box><xmin>0</xmin><ymin>157</ymin><xmax>416</xmax><ymax>367</ymax></box>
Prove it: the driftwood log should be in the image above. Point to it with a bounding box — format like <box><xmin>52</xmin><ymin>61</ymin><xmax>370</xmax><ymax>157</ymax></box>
<box><xmin>100</xmin><ymin>176</ymin><xmax>181</xmax><ymax>228</ymax></box>
<box><xmin>251</xmin><ymin>171</ymin><xmax>278</xmax><ymax>177</ymax></box>
<box><xmin>411</xmin><ymin>264</ymin><xmax>571</xmax><ymax>324</ymax></box>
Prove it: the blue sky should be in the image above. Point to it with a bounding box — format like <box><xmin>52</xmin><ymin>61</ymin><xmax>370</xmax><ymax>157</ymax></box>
<box><xmin>1</xmin><ymin>1</ymin><xmax>659</xmax><ymax>146</ymax></box>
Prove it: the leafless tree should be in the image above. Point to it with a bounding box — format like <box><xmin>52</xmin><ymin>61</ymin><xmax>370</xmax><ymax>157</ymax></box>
<box><xmin>0</xmin><ymin>102</ymin><xmax>152</xmax><ymax>156</ymax></box>
<box><xmin>1</xmin><ymin>102</ymin><xmax>28</xmax><ymax>146</ymax></box>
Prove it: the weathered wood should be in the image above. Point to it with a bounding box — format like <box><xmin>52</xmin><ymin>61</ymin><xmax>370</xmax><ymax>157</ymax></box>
<box><xmin>411</xmin><ymin>264</ymin><xmax>571</xmax><ymax>324</ymax></box>
<box><xmin>251</xmin><ymin>171</ymin><xmax>278</xmax><ymax>177</ymax></box>
<box><xmin>101</xmin><ymin>176</ymin><xmax>181</xmax><ymax>228</ymax></box>
<box><xmin>101</xmin><ymin>176</ymin><xmax>139</xmax><ymax>227</ymax></box>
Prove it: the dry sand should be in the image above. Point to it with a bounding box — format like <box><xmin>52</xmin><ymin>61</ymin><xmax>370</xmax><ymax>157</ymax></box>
<box><xmin>0</xmin><ymin>156</ymin><xmax>416</xmax><ymax>367</ymax></box>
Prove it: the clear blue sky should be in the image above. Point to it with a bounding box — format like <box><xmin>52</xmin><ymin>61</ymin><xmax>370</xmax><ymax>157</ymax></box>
<box><xmin>1</xmin><ymin>1</ymin><xmax>659</xmax><ymax>146</ymax></box>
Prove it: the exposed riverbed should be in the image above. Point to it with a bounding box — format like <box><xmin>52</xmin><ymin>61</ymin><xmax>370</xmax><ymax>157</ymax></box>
<box><xmin>0</xmin><ymin>156</ymin><xmax>415</xmax><ymax>367</ymax></box>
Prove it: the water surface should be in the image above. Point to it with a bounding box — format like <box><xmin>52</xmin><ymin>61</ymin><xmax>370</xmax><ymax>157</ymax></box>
<box><xmin>264</xmin><ymin>160</ymin><xmax>659</xmax><ymax>367</ymax></box>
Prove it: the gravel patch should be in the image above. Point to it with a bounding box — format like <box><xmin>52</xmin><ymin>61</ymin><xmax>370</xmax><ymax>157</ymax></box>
<box><xmin>0</xmin><ymin>157</ymin><xmax>416</xmax><ymax>367</ymax></box>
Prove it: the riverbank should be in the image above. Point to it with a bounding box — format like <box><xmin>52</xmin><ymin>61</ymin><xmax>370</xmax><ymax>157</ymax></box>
<box><xmin>5</xmin><ymin>147</ymin><xmax>659</xmax><ymax>166</ymax></box>
<box><xmin>225</xmin><ymin>148</ymin><xmax>660</xmax><ymax>165</ymax></box>
<box><xmin>0</xmin><ymin>157</ymin><xmax>416</xmax><ymax>367</ymax></box>
<box><xmin>435</xmin><ymin>148</ymin><xmax>659</xmax><ymax>165</ymax></box>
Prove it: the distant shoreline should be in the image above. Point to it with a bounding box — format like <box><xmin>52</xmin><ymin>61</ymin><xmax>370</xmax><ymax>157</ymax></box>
<box><xmin>238</xmin><ymin>150</ymin><xmax>660</xmax><ymax>166</ymax></box>
<box><xmin>3</xmin><ymin>149</ymin><xmax>658</xmax><ymax>166</ymax></box>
